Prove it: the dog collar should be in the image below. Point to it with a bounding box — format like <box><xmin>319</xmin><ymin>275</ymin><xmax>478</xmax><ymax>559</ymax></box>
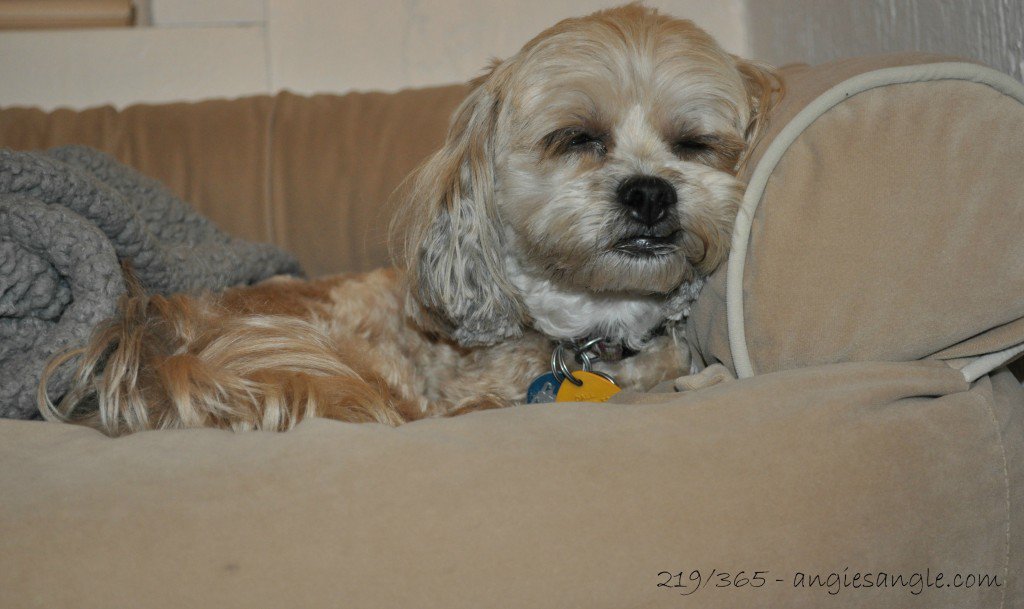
<box><xmin>588</xmin><ymin>338</ymin><xmax>636</xmax><ymax>363</ymax></box>
<box><xmin>579</xmin><ymin>323</ymin><xmax>667</xmax><ymax>363</ymax></box>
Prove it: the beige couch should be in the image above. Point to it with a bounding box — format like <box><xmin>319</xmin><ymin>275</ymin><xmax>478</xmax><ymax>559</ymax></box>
<box><xmin>1</xmin><ymin>54</ymin><xmax>1022</xmax><ymax>608</ymax></box>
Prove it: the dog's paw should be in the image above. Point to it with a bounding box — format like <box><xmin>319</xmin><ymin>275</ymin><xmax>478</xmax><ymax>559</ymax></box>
<box><xmin>674</xmin><ymin>363</ymin><xmax>734</xmax><ymax>392</ymax></box>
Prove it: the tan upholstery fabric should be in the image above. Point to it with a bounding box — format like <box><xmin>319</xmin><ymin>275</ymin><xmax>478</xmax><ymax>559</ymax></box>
<box><xmin>0</xmin><ymin>85</ymin><xmax>468</xmax><ymax>276</ymax></box>
<box><xmin>269</xmin><ymin>87</ymin><xmax>467</xmax><ymax>276</ymax></box>
<box><xmin>738</xmin><ymin>54</ymin><xmax>955</xmax><ymax>179</ymax></box>
<box><xmin>746</xmin><ymin>79</ymin><xmax>1024</xmax><ymax>371</ymax></box>
<box><xmin>2</xmin><ymin>360</ymin><xmax>1019</xmax><ymax>609</ymax></box>
<box><xmin>0</xmin><ymin>98</ymin><xmax>275</xmax><ymax>245</ymax></box>
<box><xmin>690</xmin><ymin>56</ymin><xmax>1024</xmax><ymax>378</ymax></box>
<box><xmin>993</xmin><ymin>365</ymin><xmax>1024</xmax><ymax>605</ymax></box>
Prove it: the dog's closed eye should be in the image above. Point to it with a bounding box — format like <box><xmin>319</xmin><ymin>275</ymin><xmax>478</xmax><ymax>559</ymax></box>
<box><xmin>671</xmin><ymin>133</ymin><xmax>745</xmax><ymax>170</ymax></box>
<box><xmin>671</xmin><ymin>136</ymin><xmax>713</xmax><ymax>157</ymax></box>
<box><xmin>542</xmin><ymin>127</ymin><xmax>609</xmax><ymax>157</ymax></box>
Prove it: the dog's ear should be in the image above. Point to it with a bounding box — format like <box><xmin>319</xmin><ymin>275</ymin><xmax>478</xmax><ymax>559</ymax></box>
<box><xmin>397</xmin><ymin>72</ymin><xmax>526</xmax><ymax>346</ymax></box>
<box><xmin>734</xmin><ymin>58</ymin><xmax>783</xmax><ymax>152</ymax></box>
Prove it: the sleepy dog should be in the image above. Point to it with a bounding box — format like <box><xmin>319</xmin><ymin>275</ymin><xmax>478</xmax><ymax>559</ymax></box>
<box><xmin>39</xmin><ymin>4</ymin><xmax>779</xmax><ymax>434</ymax></box>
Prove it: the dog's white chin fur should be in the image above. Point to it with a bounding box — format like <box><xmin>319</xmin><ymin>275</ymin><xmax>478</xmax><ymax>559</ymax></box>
<box><xmin>506</xmin><ymin>254</ymin><xmax>701</xmax><ymax>349</ymax></box>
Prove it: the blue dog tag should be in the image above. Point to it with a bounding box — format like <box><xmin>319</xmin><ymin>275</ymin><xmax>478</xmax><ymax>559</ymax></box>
<box><xmin>526</xmin><ymin>372</ymin><xmax>562</xmax><ymax>404</ymax></box>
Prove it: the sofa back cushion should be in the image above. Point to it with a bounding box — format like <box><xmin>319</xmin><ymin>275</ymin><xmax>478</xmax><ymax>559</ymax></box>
<box><xmin>0</xmin><ymin>85</ymin><xmax>469</xmax><ymax>276</ymax></box>
<box><xmin>0</xmin><ymin>98</ymin><xmax>276</xmax><ymax>247</ymax></box>
<box><xmin>268</xmin><ymin>87</ymin><xmax>467</xmax><ymax>276</ymax></box>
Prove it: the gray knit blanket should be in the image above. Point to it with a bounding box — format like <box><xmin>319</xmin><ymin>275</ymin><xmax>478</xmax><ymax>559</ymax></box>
<box><xmin>0</xmin><ymin>146</ymin><xmax>302</xmax><ymax>419</ymax></box>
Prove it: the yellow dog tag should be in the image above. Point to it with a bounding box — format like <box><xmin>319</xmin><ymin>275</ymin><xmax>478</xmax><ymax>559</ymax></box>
<box><xmin>555</xmin><ymin>371</ymin><xmax>621</xmax><ymax>403</ymax></box>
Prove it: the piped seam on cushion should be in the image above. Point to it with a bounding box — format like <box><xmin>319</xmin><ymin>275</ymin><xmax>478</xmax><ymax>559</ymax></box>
<box><xmin>728</xmin><ymin>62</ymin><xmax>1024</xmax><ymax>379</ymax></box>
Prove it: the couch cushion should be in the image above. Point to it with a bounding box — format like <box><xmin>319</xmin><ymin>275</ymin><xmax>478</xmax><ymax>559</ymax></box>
<box><xmin>269</xmin><ymin>86</ymin><xmax>467</xmax><ymax>276</ymax></box>
<box><xmin>0</xmin><ymin>97</ymin><xmax>276</xmax><ymax>246</ymax></box>
<box><xmin>689</xmin><ymin>54</ymin><xmax>1024</xmax><ymax>380</ymax></box>
<box><xmin>1</xmin><ymin>360</ymin><xmax>1019</xmax><ymax>609</ymax></box>
<box><xmin>0</xmin><ymin>85</ymin><xmax>470</xmax><ymax>277</ymax></box>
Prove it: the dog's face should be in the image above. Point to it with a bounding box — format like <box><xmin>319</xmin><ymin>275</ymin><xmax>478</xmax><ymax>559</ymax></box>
<box><xmin>402</xmin><ymin>5</ymin><xmax>778</xmax><ymax>347</ymax></box>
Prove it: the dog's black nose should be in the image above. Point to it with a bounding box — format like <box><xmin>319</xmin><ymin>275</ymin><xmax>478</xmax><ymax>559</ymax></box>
<box><xmin>616</xmin><ymin>176</ymin><xmax>677</xmax><ymax>226</ymax></box>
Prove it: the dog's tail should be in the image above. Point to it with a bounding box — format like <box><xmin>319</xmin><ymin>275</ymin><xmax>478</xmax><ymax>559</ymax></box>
<box><xmin>38</xmin><ymin>272</ymin><xmax>411</xmax><ymax>436</ymax></box>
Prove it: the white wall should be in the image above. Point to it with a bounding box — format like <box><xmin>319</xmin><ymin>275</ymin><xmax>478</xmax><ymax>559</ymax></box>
<box><xmin>0</xmin><ymin>26</ymin><xmax>268</xmax><ymax>110</ymax></box>
<box><xmin>745</xmin><ymin>0</ymin><xmax>1024</xmax><ymax>83</ymax></box>
<box><xmin>267</xmin><ymin>0</ymin><xmax>746</xmax><ymax>95</ymax></box>
<box><xmin>7</xmin><ymin>0</ymin><xmax>1020</xmax><ymax>111</ymax></box>
<box><xmin>149</xmin><ymin>0</ymin><xmax>264</xmax><ymax>26</ymax></box>
<box><xmin>0</xmin><ymin>0</ymin><xmax>746</xmax><ymax>111</ymax></box>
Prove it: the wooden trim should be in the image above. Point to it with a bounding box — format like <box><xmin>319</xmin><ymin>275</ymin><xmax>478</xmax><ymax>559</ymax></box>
<box><xmin>0</xmin><ymin>0</ymin><xmax>133</xmax><ymax>30</ymax></box>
